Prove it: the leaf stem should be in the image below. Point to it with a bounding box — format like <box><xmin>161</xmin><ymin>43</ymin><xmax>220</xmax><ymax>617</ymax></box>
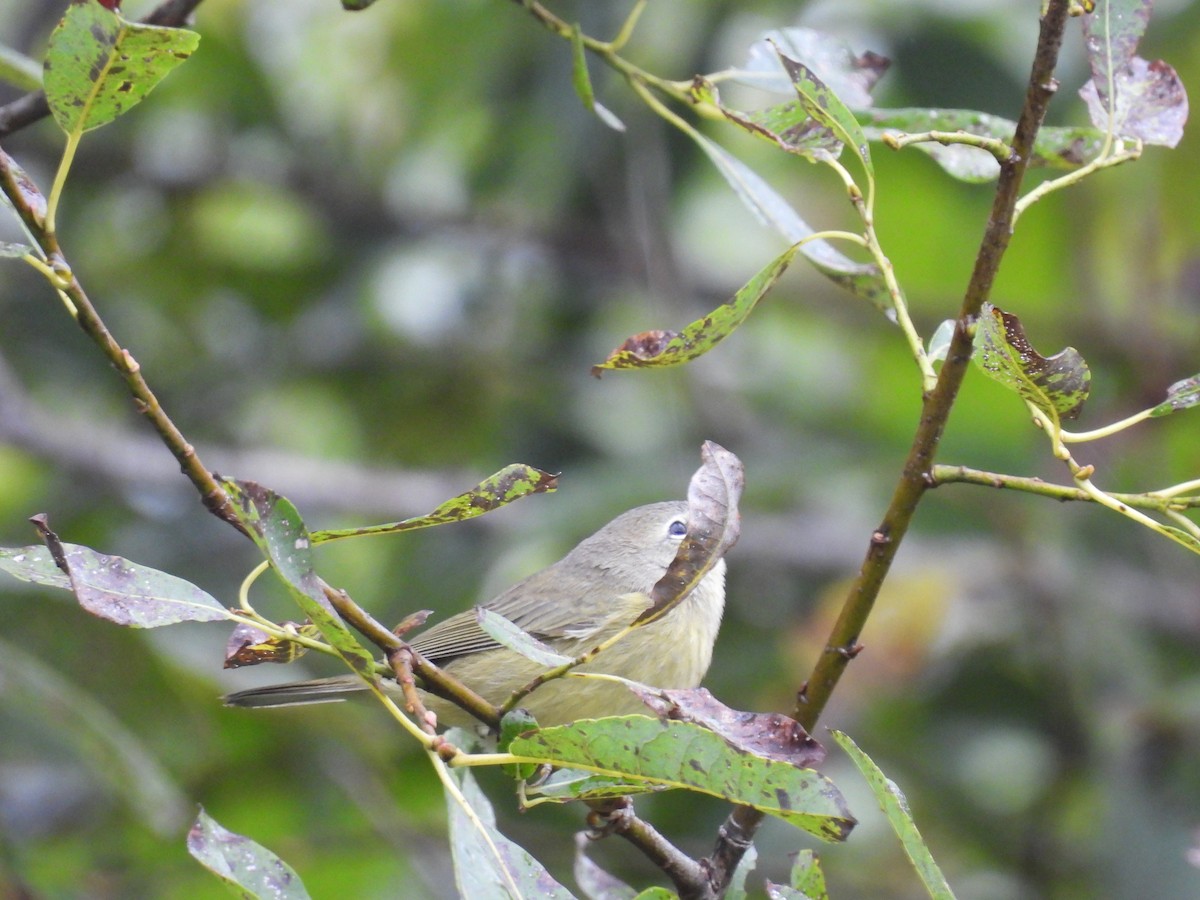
<box><xmin>1059</xmin><ymin>405</ymin><xmax>1154</xmax><ymax>441</ymax></box>
<box><xmin>929</xmin><ymin>464</ymin><xmax>1200</xmax><ymax>510</ymax></box>
<box><xmin>44</xmin><ymin>130</ymin><xmax>80</xmax><ymax>236</ymax></box>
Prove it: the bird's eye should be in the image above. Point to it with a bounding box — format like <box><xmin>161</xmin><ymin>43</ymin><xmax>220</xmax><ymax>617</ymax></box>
<box><xmin>668</xmin><ymin>519</ymin><xmax>687</xmax><ymax>538</ymax></box>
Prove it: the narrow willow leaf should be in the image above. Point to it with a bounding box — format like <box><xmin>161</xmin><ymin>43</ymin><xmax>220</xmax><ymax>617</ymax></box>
<box><xmin>775</xmin><ymin>48</ymin><xmax>872</xmax><ymax>176</ymax></box>
<box><xmin>15</xmin><ymin>521</ymin><xmax>230</xmax><ymax>628</ymax></box>
<box><xmin>187</xmin><ymin>809</ymin><xmax>310</xmax><ymax>900</ymax></box>
<box><xmin>972</xmin><ymin>303</ymin><xmax>1091</xmax><ymax>421</ymax></box>
<box><xmin>684</xmin><ymin>129</ymin><xmax>890</xmax><ymax>312</ymax></box>
<box><xmin>637</xmin><ymin>441</ymin><xmax>743</xmax><ymax>625</ymax></box>
<box><xmin>567</xmin><ymin>22</ymin><xmax>625</xmax><ymax>132</ymax></box>
<box><xmin>477</xmin><ymin>607</ymin><xmax>572</xmax><ymax>667</ymax></box>
<box><xmin>312</xmin><ymin>463</ymin><xmax>558</xmax><ymax>543</ymax></box>
<box><xmin>221</xmin><ymin>479</ymin><xmax>375</xmax><ymax>673</ymax></box>
<box><xmin>446</xmin><ymin>763</ymin><xmax>576</xmax><ymax>899</ymax></box>
<box><xmin>510</xmin><ymin>716</ymin><xmax>856</xmax><ymax>841</ymax></box>
<box><xmin>592</xmin><ymin>245</ymin><xmax>799</xmax><ymax>373</ymax></box>
<box><xmin>1149</xmin><ymin>374</ymin><xmax>1200</xmax><ymax>416</ymax></box>
<box><xmin>831</xmin><ymin>731</ymin><xmax>955</xmax><ymax>900</ymax></box>
<box><xmin>0</xmin><ymin>241</ymin><xmax>32</xmax><ymax>257</ymax></box>
<box><xmin>1</xmin><ymin>637</ymin><xmax>190</xmax><ymax>836</ymax></box>
<box><xmin>43</xmin><ymin>2</ymin><xmax>200</xmax><ymax>135</ymax></box>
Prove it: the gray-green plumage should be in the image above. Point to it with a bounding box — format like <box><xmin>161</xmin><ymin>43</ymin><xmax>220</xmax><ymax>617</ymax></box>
<box><xmin>224</xmin><ymin>502</ymin><xmax>727</xmax><ymax>726</ymax></box>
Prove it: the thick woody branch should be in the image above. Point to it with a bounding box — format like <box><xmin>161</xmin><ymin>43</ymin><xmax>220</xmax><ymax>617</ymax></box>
<box><xmin>704</xmin><ymin>0</ymin><xmax>1076</xmax><ymax>892</ymax></box>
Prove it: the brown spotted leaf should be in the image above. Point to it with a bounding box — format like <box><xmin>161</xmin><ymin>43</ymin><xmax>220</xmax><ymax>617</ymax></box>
<box><xmin>635</xmin><ymin>441</ymin><xmax>743</xmax><ymax>626</ymax></box>
<box><xmin>972</xmin><ymin>303</ymin><xmax>1091</xmax><ymax>422</ymax></box>
<box><xmin>224</xmin><ymin>621</ymin><xmax>317</xmax><ymax>668</ymax></box>
<box><xmin>311</xmin><ymin>464</ymin><xmax>558</xmax><ymax>543</ymax></box>
<box><xmin>187</xmin><ymin>809</ymin><xmax>310</xmax><ymax>899</ymax></box>
<box><xmin>509</xmin><ymin>716</ymin><xmax>855</xmax><ymax>841</ymax></box>
<box><xmin>1150</xmin><ymin>373</ymin><xmax>1200</xmax><ymax>417</ymax></box>
<box><xmin>592</xmin><ymin>246</ymin><xmax>799</xmax><ymax>375</ymax></box>
<box><xmin>631</xmin><ymin>686</ymin><xmax>825</xmax><ymax>770</ymax></box>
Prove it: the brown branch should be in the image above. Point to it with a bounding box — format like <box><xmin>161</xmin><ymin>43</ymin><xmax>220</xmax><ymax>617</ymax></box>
<box><xmin>704</xmin><ymin>0</ymin><xmax>1076</xmax><ymax>892</ymax></box>
<box><xmin>584</xmin><ymin>799</ymin><xmax>714</xmax><ymax>900</ymax></box>
<box><xmin>0</xmin><ymin>0</ymin><xmax>206</xmax><ymax>139</ymax></box>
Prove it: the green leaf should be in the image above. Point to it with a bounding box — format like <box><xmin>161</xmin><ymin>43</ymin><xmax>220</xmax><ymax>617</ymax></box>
<box><xmin>525</xmin><ymin>766</ymin><xmax>667</xmax><ymax>803</ymax></box>
<box><xmin>831</xmin><ymin>731</ymin><xmax>956</xmax><ymax>900</ymax></box>
<box><xmin>445</xmin><ymin>761</ymin><xmax>576</xmax><ymax>899</ymax></box>
<box><xmin>0</xmin><ymin>637</ymin><xmax>189</xmax><ymax>836</ymax></box>
<box><xmin>43</xmin><ymin>1</ymin><xmax>200</xmax><ymax>135</ymax></box>
<box><xmin>789</xmin><ymin>849</ymin><xmax>828</xmax><ymax>900</ymax></box>
<box><xmin>1149</xmin><ymin>374</ymin><xmax>1200</xmax><ymax>416</ymax></box>
<box><xmin>567</xmin><ymin>22</ymin><xmax>625</xmax><ymax>132</ymax></box>
<box><xmin>221</xmin><ymin>479</ymin><xmax>375</xmax><ymax>674</ymax></box>
<box><xmin>11</xmin><ymin>520</ymin><xmax>230</xmax><ymax>628</ymax></box>
<box><xmin>510</xmin><ymin>716</ymin><xmax>856</xmax><ymax>841</ymax></box>
<box><xmin>477</xmin><ymin>607</ymin><xmax>573</xmax><ymax>667</ymax></box>
<box><xmin>312</xmin><ymin>463</ymin><xmax>558</xmax><ymax>543</ymax></box>
<box><xmin>972</xmin><ymin>303</ymin><xmax>1091</xmax><ymax>422</ymax></box>
<box><xmin>632</xmin><ymin>890</ymin><xmax>676</xmax><ymax>900</ymax></box>
<box><xmin>727</xmin><ymin>843</ymin><xmax>758</xmax><ymax>900</ymax></box>
<box><xmin>774</xmin><ymin>47</ymin><xmax>872</xmax><ymax>177</ymax></box>
<box><xmin>187</xmin><ymin>809</ymin><xmax>310</xmax><ymax>899</ymax></box>
<box><xmin>682</xmin><ymin>129</ymin><xmax>890</xmax><ymax>313</ymax></box>
<box><xmin>592</xmin><ymin>245</ymin><xmax>799</xmax><ymax>373</ymax></box>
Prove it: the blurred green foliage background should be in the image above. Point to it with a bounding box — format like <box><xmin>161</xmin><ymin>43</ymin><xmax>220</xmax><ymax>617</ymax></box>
<box><xmin>1</xmin><ymin>0</ymin><xmax>1198</xmax><ymax>897</ymax></box>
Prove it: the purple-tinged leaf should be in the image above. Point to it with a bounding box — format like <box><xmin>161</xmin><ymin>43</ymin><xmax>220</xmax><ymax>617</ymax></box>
<box><xmin>729</xmin><ymin>27</ymin><xmax>889</xmax><ymax>107</ymax></box>
<box><xmin>1079</xmin><ymin>57</ymin><xmax>1188</xmax><ymax>147</ymax></box>
<box><xmin>1149</xmin><ymin>373</ymin><xmax>1200</xmax><ymax>417</ymax></box>
<box><xmin>17</xmin><ymin>517</ymin><xmax>229</xmax><ymax>628</ymax></box>
<box><xmin>188</xmin><ymin>808</ymin><xmax>310</xmax><ymax>899</ymax></box>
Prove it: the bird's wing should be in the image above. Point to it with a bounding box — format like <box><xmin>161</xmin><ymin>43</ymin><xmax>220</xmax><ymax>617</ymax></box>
<box><xmin>410</xmin><ymin>564</ymin><xmax>638</xmax><ymax>664</ymax></box>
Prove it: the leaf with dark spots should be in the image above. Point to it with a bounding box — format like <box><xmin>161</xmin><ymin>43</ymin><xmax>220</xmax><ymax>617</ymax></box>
<box><xmin>187</xmin><ymin>809</ymin><xmax>310</xmax><ymax>899</ymax></box>
<box><xmin>511</xmin><ymin>715</ymin><xmax>855</xmax><ymax>840</ymax></box>
<box><xmin>592</xmin><ymin>246</ymin><xmax>799</xmax><ymax>375</ymax></box>
<box><xmin>5</xmin><ymin>516</ymin><xmax>231</xmax><ymax>628</ymax></box>
<box><xmin>43</xmin><ymin>0</ymin><xmax>199</xmax><ymax>136</ymax></box>
<box><xmin>972</xmin><ymin>303</ymin><xmax>1092</xmax><ymax>422</ymax></box>
<box><xmin>311</xmin><ymin>463</ymin><xmax>558</xmax><ymax>543</ymax></box>
<box><xmin>1150</xmin><ymin>373</ymin><xmax>1200</xmax><ymax>417</ymax></box>
<box><xmin>221</xmin><ymin>478</ymin><xmax>374</xmax><ymax>672</ymax></box>
<box><xmin>635</xmin><ymin>441</ymin><xmax>743</xmax><ymax>627</ymax></box>
<box><xmin>775</xmin><ymin>47</ymin><xmax>873</xmax><ymax>176</ymax></box>
<box><xmin>224</xmin><ymin>621</ymin><xmax>317</xmax><ymax>668</ymax></box>
<box><xmin>632</xmin><ymin>686</ymin><xmax>825</xmax><ymax>769</ymax></box>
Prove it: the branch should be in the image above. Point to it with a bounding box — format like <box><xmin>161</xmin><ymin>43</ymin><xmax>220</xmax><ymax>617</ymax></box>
<box><xmin>930</xmin><ymin>465</ymin><xmax>1200</xmax><ymax>510</ymax></box>
<box><xmin>584</xmin><ymin>799</ymin><xmax>714</xmax><ymax>900</ymax></box>
<box><xmin>705</xmin><ymin>0</ymin><xmax>1076</xmax><ymax>891</ymax></box>
<box><xmin>0</xmin><ymin>0</ymin><xmax>207</xmax><ymax>139</ymax></box>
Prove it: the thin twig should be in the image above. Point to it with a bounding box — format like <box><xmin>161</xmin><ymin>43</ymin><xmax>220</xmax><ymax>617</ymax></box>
<box><xmin>930</xmin><ymin>465</ymin><xmax>1200</xmax><ymax>510</ymax></box>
